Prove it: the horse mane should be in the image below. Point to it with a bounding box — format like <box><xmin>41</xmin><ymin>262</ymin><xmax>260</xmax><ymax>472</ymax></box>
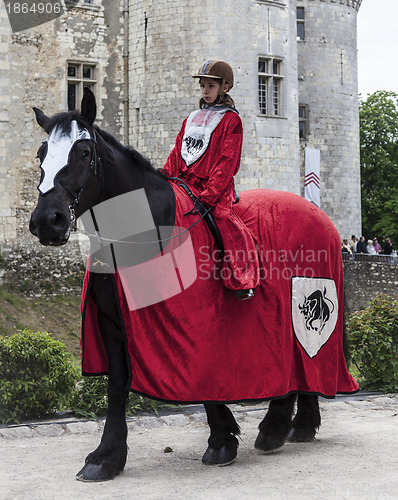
<box><xmin>94</xmin><ymin>126</ymin><xmax>159</xmax><ymax>176</ymax></box>
<box><xmin>45</xmin><ymin>111</ymin><xmax>161</xmax><ymax>176</ymax></box>
<box><xmin>45</xmin><ymin>111</ymin><xmax>90</xmax><ymax>136</ymax></box>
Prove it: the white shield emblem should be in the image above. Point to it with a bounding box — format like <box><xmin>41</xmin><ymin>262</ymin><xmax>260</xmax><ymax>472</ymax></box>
<box><xmin>181</xmin><ymin>108</ymin><xmax>228</xmax><ymax>166</ymax></box>
<box><xmin>291</xmin><ymin>277</ymin><xmax>338</xmax><ymax>358</ymax></box>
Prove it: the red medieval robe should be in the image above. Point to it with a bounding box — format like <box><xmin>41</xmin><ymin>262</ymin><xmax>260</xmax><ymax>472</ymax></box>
<box><xmin>162</xmin><ymin>107</ymin><xmax>259</xmax><ymax>290</ymax></box>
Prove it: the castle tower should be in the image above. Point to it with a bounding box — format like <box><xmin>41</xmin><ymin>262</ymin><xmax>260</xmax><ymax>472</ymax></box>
<box><xmin>297</xmin><ymin>0</ymin><xmax>362</xmax><ymax>237</ymax></box>
<box><xmin>129</xmin><ymin>0</ymin><xmax>362</xmax><ymax>239</ymax></box>
<box><xmin>128</xmin><ymin>0</ymin><xmax>301</xmax><ymax>194</ymax></box>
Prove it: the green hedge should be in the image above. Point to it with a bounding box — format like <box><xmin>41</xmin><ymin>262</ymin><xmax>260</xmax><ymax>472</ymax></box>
<box><xmin>0</xmin><ymin>330</ymin><xmax>79</xmax><ymax>424</ymax></box>
<box><xmin>347</xmin><ymin>295</ymin><xmax>398</xmax><ymax>393</ymax></box>
<box><xmin>0</xmin><ymin>330</ymin><xmax>169</xmax><ymax>424</ymax></box>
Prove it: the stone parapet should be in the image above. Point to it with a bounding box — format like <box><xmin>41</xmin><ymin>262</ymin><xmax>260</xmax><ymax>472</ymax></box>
<box><xmin>343</xmin><ymin>260</ymin><xmax>398</xmax><ymax>315</ymax></box>
<box><xmin>308</xmin><ymin>0</ymin><xmax>362</xmax><ymax>12</ymax></box>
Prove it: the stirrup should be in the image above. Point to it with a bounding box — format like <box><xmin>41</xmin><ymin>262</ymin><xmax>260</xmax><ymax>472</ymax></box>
<box><xmin>234</xmin><ymin>288</ymin><xmax>255</xmax><ymax>301</ymax></box>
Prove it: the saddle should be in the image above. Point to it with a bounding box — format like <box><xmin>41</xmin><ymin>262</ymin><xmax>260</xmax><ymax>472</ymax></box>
<box><xmin>170</xmin><ymin>178</ymin><xmax>225</xmax><ymax>256</ymax></box>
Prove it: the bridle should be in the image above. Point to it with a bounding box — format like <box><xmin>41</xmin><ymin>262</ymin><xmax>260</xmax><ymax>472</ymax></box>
<box><xmin>55</xmin><ymin>130</ymin><xmax>102</xmax><ymax>231</ymax></box>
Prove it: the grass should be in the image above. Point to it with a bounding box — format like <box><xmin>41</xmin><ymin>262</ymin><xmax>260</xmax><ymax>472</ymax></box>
<box><xmin>0</xmin><ymin>287</ymin><xmax>81</xmax><ymax>357</ymax></box>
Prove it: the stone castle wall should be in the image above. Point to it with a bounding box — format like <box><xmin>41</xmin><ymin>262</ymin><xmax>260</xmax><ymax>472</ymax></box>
<box><xmin>129</xmin><ymin>0</ymin><xmax>301</xmax><ymax>194</ymax></box>
<box><xmin>0</xmin><ymin>4</ymin><xmax>16</xmax><ymax>242</ymax></box>
<box><xmin>128</xmin><ymin>0</ymin><xmax>361</xmax><ymax>237</ymax></box>
<box><xmin>297</xmin><ymin>0</ymin><xmax>362</xmax><ymax>239</ymax></box>
<box><xmin>0</xmin><ymin>0</ymin><xmax>125</xmax><ymax>245</ymax></box>
<box><xmin>238</xmin><ymin>0</ymin><xmax>301</xmax><ymax>194</ymax></box>
<box><xmin>344</xmin><ymin>260</ymin><xmax>398</xmax><ymax>315</ymax></box>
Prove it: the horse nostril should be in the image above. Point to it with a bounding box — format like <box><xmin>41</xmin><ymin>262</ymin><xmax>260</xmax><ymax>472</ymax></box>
<box><xmin>29</xmin><ymin>217</ymin><xmax>39</xmax><ymax>237</ymax></box>
<box><xmin>47</xmin><ymin>212</ymin><xmax>68</xmax><ymax>230</ymax></box>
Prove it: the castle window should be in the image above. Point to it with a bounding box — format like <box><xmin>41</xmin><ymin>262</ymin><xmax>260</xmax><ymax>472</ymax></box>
<box><xmin>297</xmin><ymin>7</ymin><xmax>305</xmax><ymax>41</ymax></box>
<box><xmin>258</xmin><ymin>57</ymin><xmax>283</xmax><ymax>116</ymax></box>
<box><xmin>67</xmin><ymin>62</ymin><xmax>97</xmax><ymax>111</ymax></box>
<box><xmin>299</xmin><ymin>104</ymin><xmax>309</xmax><ymax>139</ymax></box>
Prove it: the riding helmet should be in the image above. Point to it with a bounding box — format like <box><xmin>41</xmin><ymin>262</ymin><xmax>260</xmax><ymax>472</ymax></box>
<box><xmin>192</xmin><ymin>60</ymin><xmax>234</xmax><ymax>92</ymax></box>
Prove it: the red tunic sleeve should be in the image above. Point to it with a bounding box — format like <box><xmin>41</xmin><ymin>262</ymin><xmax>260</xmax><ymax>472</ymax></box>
<box><xmin>199</xmin><ymin>112</ymin><xmax>243</xmax><ymax>206</ymax></box>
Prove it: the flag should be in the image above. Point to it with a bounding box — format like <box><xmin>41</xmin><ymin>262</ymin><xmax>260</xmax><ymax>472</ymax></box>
<box><xmin>304</xmin><ymin>148</ymin><xmax>320</xmax><ymax>207</ymax></box>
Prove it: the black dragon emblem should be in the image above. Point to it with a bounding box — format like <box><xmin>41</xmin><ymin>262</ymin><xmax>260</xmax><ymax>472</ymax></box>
<box><xmin>298</xmin><ymin>288</ymin><xmax>335</xmax><ymax>334</ymax></box>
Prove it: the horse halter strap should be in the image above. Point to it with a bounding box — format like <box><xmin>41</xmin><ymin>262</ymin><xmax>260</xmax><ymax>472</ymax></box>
<box><xmin>37</xmin><ymin>120</ymin><xmax>102</xmax><ymax>229</ymax></box>
<box><xmin>63</xmin><ymin>131</ymin><xmax>102</xmax><ymax>230</ymax></box>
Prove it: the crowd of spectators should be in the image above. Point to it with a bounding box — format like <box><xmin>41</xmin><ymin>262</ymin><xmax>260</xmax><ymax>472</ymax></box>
<box><xmin>342</xmin><ymin>235</ymin><xmax>394</xmax><ymax>256</ymax></box>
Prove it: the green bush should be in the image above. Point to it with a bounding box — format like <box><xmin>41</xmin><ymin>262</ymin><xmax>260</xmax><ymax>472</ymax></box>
<box><xmin>0</xmin><ymin>330</ymin><xmax>79</xmax><ymax>424</ymax></box>
<box><xmin>72</xmin><ymin>375</ymin><xmax>168</xmax><ymax>419</ymax></box>
<box><xmin>347</xmin><ymin>295</ymin><xmax>398</xmax><ymax>392</ymax></box>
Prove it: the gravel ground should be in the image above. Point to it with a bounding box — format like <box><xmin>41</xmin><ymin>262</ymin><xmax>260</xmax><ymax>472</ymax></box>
<box><xmin>1</xmin><ymin>394</ymin><xmax>398</xmax><ymax>500</ymax></box>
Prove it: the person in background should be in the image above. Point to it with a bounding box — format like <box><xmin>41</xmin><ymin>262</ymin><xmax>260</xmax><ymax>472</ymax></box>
<box><xmin>349</xmin><ymin>235</ymin><xmax>357</xmax><ymax>252</ymax></box>
<box><xmin>384</xmin><ymin>238</ymin><xmax>393</xmax><ymax>255</ymax></box>
<box><xmin>373</xmin><ymin>238</ymin><xmax>382</xmax><ymax>254</ymax></box>
<box><xmin>356</xmin><ymin>236</ymin><xmax>367</xmax><ymax>254</ymax></box>
<box><xmin>342</xmin><ymin>239</ymin><xmax>353</xmax><ymax>255</ymax></box>
<box><xmin>367</xmin><ymin>239</ymin><xmax>376</xmax><ymax>254</ymax></box>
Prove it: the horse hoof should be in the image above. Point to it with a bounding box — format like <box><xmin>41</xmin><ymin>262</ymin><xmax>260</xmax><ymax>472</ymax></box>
<box><xmin>76</xmin><ymin>462</ymin><xmax>121</xmax><ymax>482</ymax></box>
<box><xmin>255</xmin><ymin>431</ymin><xmax>286</xmax><ymax>452</ymax></box>
<box><xmin>202</xmin><ymin>444</ymin><xmax>238</xmax><ymax>467</ymax></box>
<box><xmin>288</xmin><ymin>427</ymin><xmax>316</xmax><ymax>443</ymax></box>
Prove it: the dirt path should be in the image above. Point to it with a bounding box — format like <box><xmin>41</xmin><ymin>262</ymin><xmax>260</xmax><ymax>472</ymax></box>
<box><xmin>1</xmin><ymin>395</ymin><xmax>398</xmax><ymax>500</ymax></box>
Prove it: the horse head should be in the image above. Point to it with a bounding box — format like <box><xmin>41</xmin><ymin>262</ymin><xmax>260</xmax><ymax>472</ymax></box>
<box><xmin>30</xmin><ymin>88</ymin><xmax>102</xmax><ymax>246</ymax></box>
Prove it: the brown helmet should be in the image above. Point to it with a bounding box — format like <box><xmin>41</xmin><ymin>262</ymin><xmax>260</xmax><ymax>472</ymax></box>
<box><xmin>192</xmin><ymin>60</ymin><xmax>234</xmax><ymax>91</ymax></box>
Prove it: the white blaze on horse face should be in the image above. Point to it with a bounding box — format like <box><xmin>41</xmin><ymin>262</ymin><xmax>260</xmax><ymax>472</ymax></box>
<box><xmin>38</xmin><ymin>120</ymin><xmax>91</xmax><ymax>194</ymax></box>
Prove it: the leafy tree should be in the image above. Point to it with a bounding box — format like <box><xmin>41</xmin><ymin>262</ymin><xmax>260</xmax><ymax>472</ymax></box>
<box><xmin>359</xmin><ymin>91</ymin><xmax>398</xmax><ymax>247</ymax></box>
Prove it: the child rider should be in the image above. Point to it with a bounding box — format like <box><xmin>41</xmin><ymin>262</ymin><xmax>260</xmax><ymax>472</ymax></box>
<box><xmin>161</xmin><ymin>60</ymin><xmax>259</xmax><ymax>300</ymax></box>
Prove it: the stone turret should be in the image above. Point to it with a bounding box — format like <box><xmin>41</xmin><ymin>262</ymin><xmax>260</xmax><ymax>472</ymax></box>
<box><xmin>129</xmin><ymin>0</ymin><xmax>301</xmax><ymax>194</ymax></box>
<box><xmin>297</xmin><ymin>0</ymin><xmax>362</xmax><ymax>236</ymax></box>
<box><xmin>129</xmin><ymin>0</ymin><xmax>362</xmax><ymax>238</ymax></box>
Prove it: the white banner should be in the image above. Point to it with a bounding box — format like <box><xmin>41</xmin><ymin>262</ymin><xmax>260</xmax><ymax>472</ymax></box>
<box><xmin>304</xmin><ymin>148</ymin><xmax>320</xmax><ymax>207</ymax></box>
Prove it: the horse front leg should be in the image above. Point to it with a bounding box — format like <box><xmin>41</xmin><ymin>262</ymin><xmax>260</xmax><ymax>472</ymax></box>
<box><xmin>288</xmin><ymin>394</ymin><xmax>321</xmax><ymax>442</ymax></box>
<box><xmin>255</xmin><ymin>394</ymin><xmax>296</xmax><ymax>452</ymax></box>
<box><xmin>77</xmin><ymin>280</ymin><xmax>129</xmax><ymax>482</ymax></box>
<box><xmin>202</xmin><ymin>404</ymin><xmax>241</xmax><ymax>466</ymax></box>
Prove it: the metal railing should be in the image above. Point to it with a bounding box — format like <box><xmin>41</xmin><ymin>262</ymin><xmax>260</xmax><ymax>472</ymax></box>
<box><xmin>342</xmin><ymin>252</ymin><xmax>397</xmax><ymax>264</ymax></box>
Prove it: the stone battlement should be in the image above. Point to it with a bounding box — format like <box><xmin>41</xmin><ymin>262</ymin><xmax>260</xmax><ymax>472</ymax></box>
<box><xmin>310</xmin><ymin>0</ymin><xmax>362</xmax><ymax>12</ymax></box>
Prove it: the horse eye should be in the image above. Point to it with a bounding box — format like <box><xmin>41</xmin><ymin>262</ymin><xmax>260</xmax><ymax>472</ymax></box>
<box><xmin>81</xmin><ymin>150</ymin><xmax>90</xmax><ymax>159</ymax></box>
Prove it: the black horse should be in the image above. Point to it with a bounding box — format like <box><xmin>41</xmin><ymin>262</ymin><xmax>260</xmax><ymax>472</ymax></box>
<box><xmin>30</xmin><ymin>89</ymin><xmax>327</xmax><ymax>482</ymax></box>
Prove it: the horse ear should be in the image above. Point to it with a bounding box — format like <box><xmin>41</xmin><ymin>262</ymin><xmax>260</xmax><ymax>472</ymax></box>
<box><xmin>33</xmin><ymin>107</ymin><xmax>50</xmax><ymax>132</ymax></box>
<box><xmin>81</xmin><ymin>87</ymin><xmax>97</xmax><ymax>125</ymax></box>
